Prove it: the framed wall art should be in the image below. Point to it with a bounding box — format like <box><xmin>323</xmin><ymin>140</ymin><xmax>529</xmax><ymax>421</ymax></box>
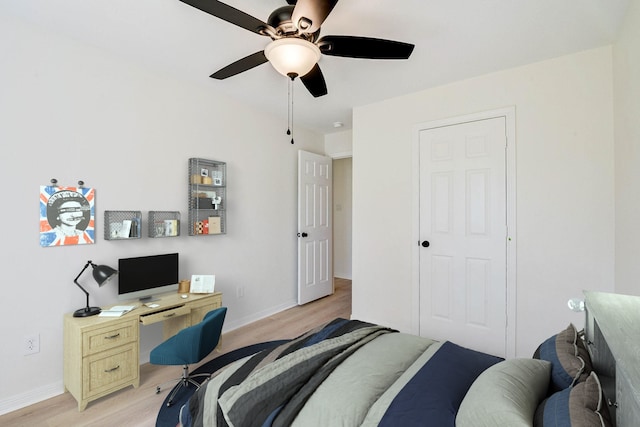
<box><xmin>40</xmin><ymin>185</ymin><xmax>95</xmax><ymax>247</ymax></box>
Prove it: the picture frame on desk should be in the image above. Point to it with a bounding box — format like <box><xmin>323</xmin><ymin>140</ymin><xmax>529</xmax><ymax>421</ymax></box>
<box><xmin>190</xmin><ymin>274</ymin><xmax>215</xmax><ymax>293</ymax></box>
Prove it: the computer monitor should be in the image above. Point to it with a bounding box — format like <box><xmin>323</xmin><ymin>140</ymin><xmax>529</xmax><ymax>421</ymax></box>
<box><xmin>117</xmin><ymin>253</ymin><xmax>179</xmax><ymax>301</ymax></box>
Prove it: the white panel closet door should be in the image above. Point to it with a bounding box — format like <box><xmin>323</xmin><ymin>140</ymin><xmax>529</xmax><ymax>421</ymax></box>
<box><xmin>419</xmin><ymin>117</ymin><xmax>507</xmax><ymax>357</ymax></box>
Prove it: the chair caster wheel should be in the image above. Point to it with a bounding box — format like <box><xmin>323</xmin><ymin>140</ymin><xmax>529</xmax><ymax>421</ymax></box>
<box><xmin>156</xmin><ymin>386</ymin><xmax>161</xmax><ymax>394</ymax></box>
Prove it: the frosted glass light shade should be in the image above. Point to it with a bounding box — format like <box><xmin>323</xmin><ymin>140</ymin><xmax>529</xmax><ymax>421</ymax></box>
<box><xmin>567</xmin><ymin>298</ymin><xmax>585</xmax><ymax>312</ymax></box>
<box><xmin>265</xmin><ymin>38</ymin><xmax>321</xmax><ymax>78</ymax></box>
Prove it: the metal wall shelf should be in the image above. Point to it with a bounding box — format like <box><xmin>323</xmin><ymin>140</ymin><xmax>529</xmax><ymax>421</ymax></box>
<box><xmin>104</xmin><ymin>210</ymin><xmax>142</xmax><ymax>240</ymax></box>
<box><xmin>189</xmin><ymin>158</ymin><xmax>226</xmax><ymax>236</ymax></box>
<box><xmin>148</xmin><ymin>211</ymin><xmax>180</xmax><ymax>238</ymax></box>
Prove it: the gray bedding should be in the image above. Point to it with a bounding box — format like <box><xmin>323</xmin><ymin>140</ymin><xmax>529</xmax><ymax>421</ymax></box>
<box><xmin>179</xmin><ymin>318</ymin><xmax>552</xmax><ymax>427</ymax></box>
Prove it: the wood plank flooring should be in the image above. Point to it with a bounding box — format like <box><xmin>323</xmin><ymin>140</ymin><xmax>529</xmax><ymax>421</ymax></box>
<box><xmin>0</xmin><ymin>279</ymin><xmax>351</xmax><ymax>427</ymax></box>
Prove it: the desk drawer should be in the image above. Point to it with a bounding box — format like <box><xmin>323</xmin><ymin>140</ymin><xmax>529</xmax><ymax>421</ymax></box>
<box><xmin>140</xmin><ymin>305</ymin><xmax>190</xmax><ymax>325</ymax></box>
<box><xmin>82</xmin><ymin>319</ymin><xmax>137</xmax><ymax>356</ymax></box>
<box><xmin>84</xmin><ymin>343</ymin><xmax>138</xmax><ymax>398</ymax></box>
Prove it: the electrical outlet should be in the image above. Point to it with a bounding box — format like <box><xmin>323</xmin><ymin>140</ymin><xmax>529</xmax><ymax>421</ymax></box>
<box><xmin>24</xmin><ymin>334</ymin><xmax>40</xmax><ymax>355</ymax></box>
<box><xmin>236</xmin><ymin>286</ymin><xmax>245</xmax><ymax>298</ymax></box>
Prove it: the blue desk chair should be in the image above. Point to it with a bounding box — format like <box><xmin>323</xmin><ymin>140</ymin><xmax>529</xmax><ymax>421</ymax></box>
<box><xmin>151</xmin><ymin>306</ymin><xmax>227</xmax><ymax>406</ymax></box>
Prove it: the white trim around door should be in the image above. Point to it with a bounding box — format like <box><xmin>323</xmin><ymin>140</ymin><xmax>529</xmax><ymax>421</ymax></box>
<box><xmin>411</xmin><ymin>107</ymin><xmax>517</xmax><ymax>358</ymax></box>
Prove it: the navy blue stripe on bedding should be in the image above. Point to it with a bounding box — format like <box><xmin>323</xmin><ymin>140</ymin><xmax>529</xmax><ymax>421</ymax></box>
<box><xmin>378</xmin><ymin>341</ymin><xmax>503</xmax><ymax>427</ymax></box>
<box><xmin>279</xmin><ymin>318</ymin><xmax>377</xmax><ymax>357</ymax></box>
<box><xmin>302</xmin><ymin>318</ymin><xmax>351</xmax><ymax>346</ymax></box>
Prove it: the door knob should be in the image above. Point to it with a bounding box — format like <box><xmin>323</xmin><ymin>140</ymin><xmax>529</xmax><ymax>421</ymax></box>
<box><xmin>421</xmin><ymin>240</ymin><xmax>430</xmax><ymax>248</ymax></box>
<box><xmin>297</xmin><ymin>232</ymin><xmax>308</xmax><ymax>237</ymax></box>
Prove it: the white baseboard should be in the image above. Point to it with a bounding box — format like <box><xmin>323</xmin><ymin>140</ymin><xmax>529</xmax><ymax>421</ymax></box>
<box><xmin>0</xmin><ymin>381</ymin><xmax>64</xmax><ymax>416</ymax></box>
<box><xmin>0</xmin><ymin>299</ymin><xmax>298</xmax><ymax>416</ymax></box>
<box><xmin>222</xmin><ymin>299</ymin><xmax>297</xmax><ymax>333</ymax></box>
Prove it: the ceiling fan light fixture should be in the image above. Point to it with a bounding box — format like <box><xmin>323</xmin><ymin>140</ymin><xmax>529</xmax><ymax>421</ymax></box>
<box><xmin>265</xmin><ymin>38</ymin><xmax>321</xmax><ymax>78</ymax></box>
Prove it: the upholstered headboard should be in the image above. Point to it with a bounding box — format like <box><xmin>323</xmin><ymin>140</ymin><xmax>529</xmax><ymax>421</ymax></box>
<box><xmin>584</xmin><ymin>291</ymin><xmax>640</xmax><ymax>427</ymax></box>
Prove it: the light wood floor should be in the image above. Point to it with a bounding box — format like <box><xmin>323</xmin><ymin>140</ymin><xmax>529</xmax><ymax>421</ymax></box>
<box><xmin>0</xmin><ymin>279</ymin><xmax>352</xmax><ymax>427</ymax></box>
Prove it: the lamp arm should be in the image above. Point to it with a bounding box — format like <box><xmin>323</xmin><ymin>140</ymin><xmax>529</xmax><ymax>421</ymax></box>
<box><xmin>74</xmin><ymin>261</ymin><xmax>94</xmax><ymax>310</ymax></box>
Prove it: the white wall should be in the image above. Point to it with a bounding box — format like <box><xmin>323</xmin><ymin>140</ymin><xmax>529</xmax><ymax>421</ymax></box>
<box><xmin>352</xmin><ymin>47</ymin><xmax>615</xmax><ymax>358</ymax></box>
<box><xmin>613</xmin><ymin>0</ymin><xmax>640</xmax><ymax>296</ymax></box>
<box><xmin>333</xmin><ymin>158</ymin><xmax>353</xmax><ymax>279</ymax></box>
<box><xmin>324</xmin><ymin>130</ymin><xmax>353</xmax><ymax>159</ymax></box>
<box><xmin>0</xmin><ymin>15</ymin><xmax>323</xmax><ymax>413</ymax></box>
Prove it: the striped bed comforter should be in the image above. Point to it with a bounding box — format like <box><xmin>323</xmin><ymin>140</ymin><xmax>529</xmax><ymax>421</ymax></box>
<box><xmin>179</xmin><ymin>318</ymin><xmax>501</xmax><ymax>427</ymax></box>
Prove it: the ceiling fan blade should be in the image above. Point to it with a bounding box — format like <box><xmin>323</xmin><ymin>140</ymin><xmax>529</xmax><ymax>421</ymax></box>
<box><xmin>210</xmin><ymin>51</ymin><xmax>268</xmax><ymax>79</ymax></box>
<box><xmin>318</xmin><ymin>35</ymin><xmax>415</xmax><ymax>59</ymax></box>
<box><xmin>179</xmin><ymin>0</ymin><xmax>271</xmax><ymax>35</ymax></box>
<box><xmin>291</xmin><ymin>0</ymin><xmax>339</xmax><ymax>34</ymax></box>
<box><xmin>300</xmin><ymin>64</ymin><xmax>328</xmax><ymax>97</ymax></box>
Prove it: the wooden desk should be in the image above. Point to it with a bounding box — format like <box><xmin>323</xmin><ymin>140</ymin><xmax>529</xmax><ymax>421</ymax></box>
<box><xmin>63</xmin><ymin>291</ymin><xmax>222</xmax><ymax>411</ymax></box>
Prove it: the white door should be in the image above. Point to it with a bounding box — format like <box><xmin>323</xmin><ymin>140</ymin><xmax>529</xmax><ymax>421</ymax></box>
<box><xmin>418</xmin><ymin>116</ymin><xmax>508</xmax><ymax>357</ymax></box>
<box><xmin>298</xmin><ymin>150</ymin><xmax>333</xmax><ymax>305</ymax></box>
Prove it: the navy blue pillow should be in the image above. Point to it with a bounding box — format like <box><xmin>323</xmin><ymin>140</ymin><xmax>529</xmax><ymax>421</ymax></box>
<box><xmin>379</xmin><ymin>341</ymin><xmax>502</xmax><ymax>427</ymax></box>
<box><xmin>534</xmin><ymin>371</ymin><xmax>612</xmax><ymax>427</ymax></box>
<box><xmin>533</xmin><ymin>324</ymin><xmax>590</xmax><ymax>392</ymax></box>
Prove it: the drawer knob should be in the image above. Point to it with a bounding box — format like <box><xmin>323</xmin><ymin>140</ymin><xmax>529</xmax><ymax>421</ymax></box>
<box><xmin>163</xmin><ymin>313</ymin><xmax>176</xmax><ymax>318</ymax></box>
<box><xmin>105</xmin><ymin>333</ymin><xmax>121</xmax><ymax>340</ymax></box>
<box><xmin>104</xmin><ymin>365</ymin><xmax>120</xmax><ymax>373</ymax></box>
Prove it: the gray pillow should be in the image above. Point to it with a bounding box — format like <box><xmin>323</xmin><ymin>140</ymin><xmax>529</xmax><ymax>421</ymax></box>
<box><xmin>534</xmin><ymin>371</ymin><xmax>613</xmax><ymax>427</ymax></box>
<box><xmin>533</xmin><ymin>323</ymin><xmax>592</xmax><ymax>392</ymax></box>
<box><xmin>456</xmin><ymin>358</ymin><xmax>551</xmax><ymax>427</ymax></box>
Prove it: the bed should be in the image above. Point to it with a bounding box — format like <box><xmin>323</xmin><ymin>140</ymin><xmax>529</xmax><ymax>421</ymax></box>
<box><xmin>177</xmin><ymin>291</ymin><xmax>640</xmax><ymax>427</ymax></box>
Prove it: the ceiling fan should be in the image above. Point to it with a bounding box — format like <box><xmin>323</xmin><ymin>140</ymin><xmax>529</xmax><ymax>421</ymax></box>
<box><xmin>178</xmin><ymin>0</ymin><xmax>415</xmax><ymax>97</ymax></box>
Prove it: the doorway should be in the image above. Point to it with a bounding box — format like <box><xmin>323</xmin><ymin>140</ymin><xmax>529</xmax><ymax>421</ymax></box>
<box><xmin>297</xmin><ymin>151</ymin><xmax>333</xmax><ymax>305</ymax></box>
<box><xmin>296</xmin><ymin>150</ymin><xmax>353</xmax><ymax>306</ymax></box>
<box><xmin>413</xmin><ymin>108</ymin><xmax>516</xmax><ymax>358</ymax></box>
<box><xmin>333</xmin><ymin>157</ymin><xmax>352</xmax><ymax>280</ymax></box>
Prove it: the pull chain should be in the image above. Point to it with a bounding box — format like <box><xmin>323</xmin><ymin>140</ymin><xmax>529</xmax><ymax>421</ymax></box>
<box><xmin>287</xmin><ymin>74</ymin><xmax>295</xmax><ymax>144</ymax></box>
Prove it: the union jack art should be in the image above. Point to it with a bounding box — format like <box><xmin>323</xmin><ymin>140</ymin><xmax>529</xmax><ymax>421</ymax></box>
<box><xmin>40</xmin><ymin>186</ymin><xmax>95</xmax><ymax>247</ymax></box>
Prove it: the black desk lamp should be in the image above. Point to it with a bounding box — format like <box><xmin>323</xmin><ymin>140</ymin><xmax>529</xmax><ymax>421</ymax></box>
<box><xmin>73</xmin><ymin>260</ymin><xmax>118</xmax><ymax>317</ymax></box>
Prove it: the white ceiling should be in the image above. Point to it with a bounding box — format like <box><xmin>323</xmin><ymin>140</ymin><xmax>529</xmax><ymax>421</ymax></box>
<box><xmin>1</xmin><ymin>0</ymin><xmax>630</xmax><ymax>134</ymax></box>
